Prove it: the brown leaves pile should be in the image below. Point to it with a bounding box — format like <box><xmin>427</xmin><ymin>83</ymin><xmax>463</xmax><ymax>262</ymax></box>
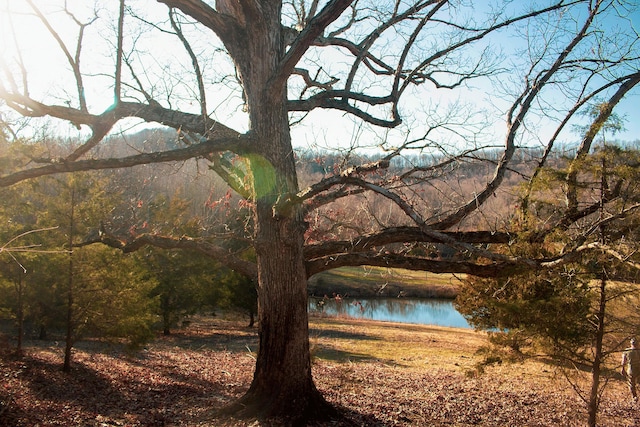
<box><xmin>1</xmin><ymin>319</ymin><xmax>638</xmax><ymax>426</ymax></box>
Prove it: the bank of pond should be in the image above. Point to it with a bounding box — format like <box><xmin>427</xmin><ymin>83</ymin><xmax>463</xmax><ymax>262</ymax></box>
<box><xmin>308</xmin><ymin>296</ymin><xmax>472</xmax><ymax>329</ymax></box>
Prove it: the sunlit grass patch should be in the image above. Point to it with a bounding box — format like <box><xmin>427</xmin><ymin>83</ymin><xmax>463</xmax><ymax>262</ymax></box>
<box><xmin>309</xmin><ymin>317</ymin><xmax>485</xmax><ymax>371</ymax></box>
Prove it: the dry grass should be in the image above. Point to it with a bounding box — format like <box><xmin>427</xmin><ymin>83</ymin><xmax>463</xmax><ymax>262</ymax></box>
<box><xmin>310</xmin><ymin>317</ymin><xmax>483</xmax><ymax>371</ymax></box>
<box><xmin>308</xmin><ymin>267</ymin><xmax>461</xmax><ymax>298</ymax></box>
<box><xmin>1</xmin><ymin>315</ymin><xmax>638</xmax><ymax>426</ymax></box>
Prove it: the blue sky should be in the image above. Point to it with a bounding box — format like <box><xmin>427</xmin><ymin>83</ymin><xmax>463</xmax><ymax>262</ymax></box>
<box><xmin>1</xmin><ymin>0</ymin><xmax>639</xmax><ymax>153</ymax></box>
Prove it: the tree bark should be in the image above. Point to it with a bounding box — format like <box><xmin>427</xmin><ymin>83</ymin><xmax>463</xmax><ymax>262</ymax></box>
<box><xmin>232</xmin><ymin>204</ymin><xmax>331</xmax><ymax>421</ymax></box>
<box><xmin>216</xmin><ymin>2</ymin><xmax>334</xmax><ymax>423</ymax></box>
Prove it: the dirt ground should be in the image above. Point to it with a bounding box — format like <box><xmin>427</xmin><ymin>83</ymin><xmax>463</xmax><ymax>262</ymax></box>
<box><xmin>1</xmin><ymin>315</ymin><xmax>639</xmax><ymax>426</ymax></box>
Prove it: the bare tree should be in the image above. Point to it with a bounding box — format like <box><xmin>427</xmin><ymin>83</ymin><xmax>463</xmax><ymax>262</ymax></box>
<box><xmin>1</xmin><ymin>0</ymin><xmax>639</xmax><ymax>423</ymax></box>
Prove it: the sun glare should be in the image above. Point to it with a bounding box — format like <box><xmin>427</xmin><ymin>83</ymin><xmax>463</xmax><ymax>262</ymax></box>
<box><xmin>0</xmin><ymin>0</ymin><xmax>119</xmax><ymax>114</ymax></box>
<box><xmin>0</xmin><ymin>0</ymin><xmax>112</xmax><ymax>108</ymax></box>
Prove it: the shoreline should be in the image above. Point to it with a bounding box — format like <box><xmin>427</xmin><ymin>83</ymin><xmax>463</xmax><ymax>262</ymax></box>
<box><xmin>308</xmin><ymin>277</ymin><xmax>459</xmax><ymax>299</ymax></box>
<box><xmin>307</xmin><ymin>266</ymin><xmax>461</xmax><ymax>299</ymax></box>
<box><xmin>308</xmin><ymin>289</ymin><xmax>458</xmax><ymax>299</ymax></box>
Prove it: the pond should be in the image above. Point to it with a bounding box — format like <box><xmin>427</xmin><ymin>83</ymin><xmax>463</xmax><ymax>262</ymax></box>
<box><xmin>308</xmin><ymin>296</ymin><xmax>472</xmax><ymax>329</ymax></box>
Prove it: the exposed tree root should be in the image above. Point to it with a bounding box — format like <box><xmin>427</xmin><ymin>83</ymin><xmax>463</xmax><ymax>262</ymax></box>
<box><xmin>217</xmin><ymin>387</ymin><xmax>343</xmax><ymax>426</ymax></box>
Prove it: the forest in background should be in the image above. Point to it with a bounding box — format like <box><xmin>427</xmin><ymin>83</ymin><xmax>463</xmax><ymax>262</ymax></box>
<box><xmin>1</xmin><ymin>127</ymin><xmax>638</xmax><ymax>352</ymax></box>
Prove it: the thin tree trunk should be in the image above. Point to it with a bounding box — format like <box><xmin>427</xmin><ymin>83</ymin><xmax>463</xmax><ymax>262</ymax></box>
<box><xmin>247</xmin><ymin>310</ymin><xmax>254</xmax><ymax>328</ymax></box>
<box><xmin>15</xmin><ymin>271</ymin><xmax>24</xmax><ymax>355</ymax></box>
<box><xmin>588</xmin><ymin>156</ymin><xmax>609</xmax><ymax>427</ymax></box>
<box><xmin>63</xmin><ymin>186</ymin><xmax>75</xmax><ymax>373</ymax></box>
<box><xmin>162</xmin><ymin>295</ymin><xmax>172</xmax><ymax>335</ymax></box>
<box><xmin>588</xmin><ymin>273</ymin><xmax>606</xmax><ymax>427</ymax></box>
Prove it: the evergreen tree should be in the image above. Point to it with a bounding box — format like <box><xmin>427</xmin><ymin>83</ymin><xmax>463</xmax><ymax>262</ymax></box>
<box><xmin>457</xmin><ymin>142</ymin><xmax>640</xmax><ymax>426</ymax></box>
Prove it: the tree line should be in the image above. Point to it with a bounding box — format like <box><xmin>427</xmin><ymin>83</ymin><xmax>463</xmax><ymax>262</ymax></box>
<box><xmin>0</xmin><ymin>144</ymin><xmax>257</xmax><ymax>361</ymax></box>
<box><xmin>0</xmin><ymin>126</ymin><xmax>535</xmax><ymax>358</ymax></box>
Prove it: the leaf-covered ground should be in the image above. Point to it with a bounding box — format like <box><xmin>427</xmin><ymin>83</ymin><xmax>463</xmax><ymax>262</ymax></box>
<box><xmin>1</xmin><ymin>316</ymin><xmax>638</xmax><ymax>426</ymax></box>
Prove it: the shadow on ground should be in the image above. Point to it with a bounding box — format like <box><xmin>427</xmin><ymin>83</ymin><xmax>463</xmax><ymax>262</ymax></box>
<box><xmin>0</xmin><ymin>335</ymin><xmax>244</xmax><ymax>427</ymax></box>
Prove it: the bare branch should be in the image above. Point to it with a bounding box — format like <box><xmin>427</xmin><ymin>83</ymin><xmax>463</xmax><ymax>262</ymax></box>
<box><xmin>1</xmin><ymin>227</ymin><xmax>60</xmax><ymax>253</ymax></box>
<box><xmin>270</xmin><ymin>0</ymin><xmax>353</xmax><ymax>95</ymax></box>
<box><xmin>342</xmin><ymin>176</ymin><xmax>532</xmax><ymax>265</ymax></box>
<box><xmin>566</xmin><ymin>202</ymin><xmax>640</xmax><ymax>249</ymax></box>
<box><xmin>292</xmin><ymin>68</ymin><xmax>339</xmax><ymax>92</ymax></box>
<box><xmin>565</xmin><ymin>71</ymin><xmax>640</xmax><ymax>215</ymax></box>
<box><xmin>288</xmin><ymin>92</ymin><xmax>401</xmax><ymax>127</ymax></box>
<box><xmin>0</xmin><ymin>87</ymin><xmax>241</xmax><ymax>139</ymax></box>
<box><xmin>156</xmin><ymin>0</ymin><xmax>229</xmax><ymax>35</ymax></box>
<box><xmin>343</xmin><ymin>0</ymin><xmax>439</xmax><ymax>96</ymax></box>
<box><xmin>395</xmin><ymin>0</ymin><xmax>578</xmax><ymax>97</ymax></box>
<box><xmin>540</xmin><ymin>241</ymin><xmax>640</xmax><ymax>271</ymax></box>
<box><xmin>280</xmin><ymin>158</ymin><xmax>391</xmax><ymax>215</ymax></box>
<box><xmin>306</xmin><ymin>252</ymin><xmax>520</xmax><ymax>278</ymax></box>
<box><xmin>310</xmin><ymin>35</ymin><xmax>395</xmax><ymax>76</ymax></box>
<box><xmin>431</xmin><ymin>1</ymin><xmax>603</xmax><ymax>230</ymax></box>
<box><xmin>599</xmin><ymin>246</ymin><xmax>640</xmax><ymax>271</ymax></box>
<box><xmin>521</xmin><ymin>74</ymin><xmax>635</xmax><ymax>213</ymax></box>
<box><xmin>1</xmin><ymin>135</ymin><xmax>252</xmax><ymax>187</ymax></box>
<box><xmin>26</xmin><ymin>0</ymin><xmax>97</xmax><ymax>112</ymax></box>
<box><xmin>169</xmin><ymin>9</ymin><xmax>208</xmax><ymax>123</ymax></box>
<box><xmin>115</xmin><ymin>0</ymin><xmax>126</xmax><ymax>104</ymax></box>
<box><xmin>304</xmin><ymin>227</ymin><xmax>511</xmax><ymax>260</ymax></box>
<box><xmin>81</xmin><ymin>230</ymin><xmax>258</xmax><ymax>279</ymax></box>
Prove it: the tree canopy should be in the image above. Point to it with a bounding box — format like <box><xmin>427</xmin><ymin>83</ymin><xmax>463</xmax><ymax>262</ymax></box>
<box><xmin>1</xmin><ymin>0</ymin><xmax>639</xmax><ymax>423</ymax></box>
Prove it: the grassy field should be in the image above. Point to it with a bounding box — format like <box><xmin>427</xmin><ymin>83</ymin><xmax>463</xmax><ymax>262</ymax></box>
<box><xmin>310</xmin><ymin>315</ymin><xmax>485</xmax><ymax>371</ymax></box>
<box><xmin>2</xmin><ymin>314</ymin><xmax>637</xmax><ymax>426</ymax></box>
<box><xmin>308</xmin><ymin>316</ymin><xmax>635</xmax><ymax>426</ymax></box>
<box><xmin>308</xmin><ymin>266</ymin><xmax>462</xmax><ymax>298</ymax></box>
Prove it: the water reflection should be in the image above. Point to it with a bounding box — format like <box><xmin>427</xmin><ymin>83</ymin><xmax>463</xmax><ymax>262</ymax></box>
<box><xmin>308</xmin><ymin>297</ymin><xmax>471</xmax><ymax>329</ymax></box>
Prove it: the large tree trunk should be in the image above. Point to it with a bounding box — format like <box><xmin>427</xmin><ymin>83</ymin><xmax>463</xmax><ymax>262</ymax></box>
<box><xmin>219</xmin><ymin>3</ymin><xmax>334</xmax><ymax>423</ymax></box>
<box><xmin>232</xmin><ymin>205</ymin><xmax>332</xmax><ymax>422</ymax></box>
<box><xmin>229</xmin><ymin>70</ymin><xmax>334</xmax><ymax>426</ymax></box>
